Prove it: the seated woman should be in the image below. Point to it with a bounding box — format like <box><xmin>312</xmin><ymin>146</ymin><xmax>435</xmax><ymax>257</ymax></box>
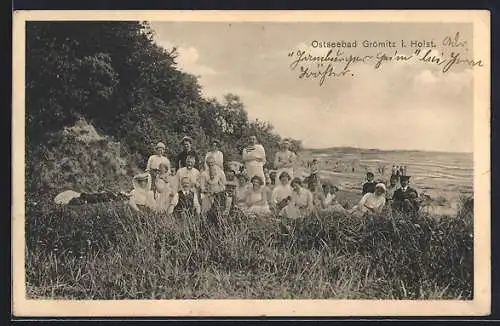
<box><xmin>129</xmin><ymin>173</ymin><xmax>157</xmax><ymax>212</ymax></box>
<box><xmin>234</xmin><ymin>173</ymin><xmax>250</xmax><ymax>210</ymax></box>
<box><xmin>308</xmin><ymin>180</ymin><xmax>323</xmax><ymax>209</ymax></box>
<box><xmin>319</xmin><ymin>183</ymin><xmax>348</xmax><ymax>215</ymax></box>
<box><xmin>348</xmin><ymin>183</ymin><xmax>386</xmax><ymax>218</ymax></box>
<box><xmin>155</xmin><ymin>164</ymin><xmax>176</xmax><ymax>214</ymax></box>
<box><xmin>245</xmin><ymin>175</ymin><xmax>271</xmax><ymax>215</ymax></box>
<box><xmin>271</xmin><ymin>171</ymin><xmax>293</xmax><ymax>214</ymax></box>
<box><xmin>282</xmin><ymin>178</ymin><xmax>314</xmax><ymax>219</ymax></box>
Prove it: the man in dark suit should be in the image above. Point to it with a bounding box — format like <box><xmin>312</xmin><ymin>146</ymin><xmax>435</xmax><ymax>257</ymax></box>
<box><xmin>392</xmin><ymin>175</ymin><xmax>419</xmax><ymax>216</ymax></box>
<box><xmin>362</xmin><ymin>172</ymin><xmax>376</xmax><ymax>195</ymax></box>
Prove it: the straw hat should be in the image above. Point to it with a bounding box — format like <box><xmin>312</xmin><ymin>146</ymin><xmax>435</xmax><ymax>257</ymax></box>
<box><xmin>156</xmin><ymin>142</ymin><xmax>166</xmax><ymax>149</ymax></box>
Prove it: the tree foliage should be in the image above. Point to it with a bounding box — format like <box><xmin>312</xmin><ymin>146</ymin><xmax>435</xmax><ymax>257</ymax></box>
<box><xmin>26</xmin><ymin>21</ymin><xmax>302</xmax><ymax>197</ymax></box>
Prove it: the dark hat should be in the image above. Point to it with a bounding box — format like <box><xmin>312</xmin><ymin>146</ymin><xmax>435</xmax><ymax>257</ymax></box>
<box><xmin>212</xmin><ymin>138</ymin><xmax>221</xmax><ymax>145</ymax></box>
<box><xmin>366</xmin><ymin>171</ymin><xmax>374</xmax><ymax>177</ymax></box>
<box><xmin>400</xmin><ymin>175</ymin><xmax>411</xmax><ymax>181</ymax></box>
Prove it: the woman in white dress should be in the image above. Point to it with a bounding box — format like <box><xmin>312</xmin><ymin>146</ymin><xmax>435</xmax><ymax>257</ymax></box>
<box><xmin>154</xmin><ymin>166</ymin><xmax>176</xmax><ymax>214</ymax></box>
<box><xmin>245</xmin><ymin>175</ymin><xmax>271</xmax><ymax>215</ymax></box>
<box><xmin>271</xmin><ymin>171</ymin><xmax>293</xmax><ymax>209</ymax></box>
<box><xmin>204</xmin><ymin>139</ymin><xmax>224</xmax><ymax>171</ymax></box>
<box><xmin>282</xmin><ymin>178</ymin><xmax>314</xmax><ymax>219</ymax></box>
<box><xmin>349</xmin><ymin>183</ymin><xmax>387</xmax><ymax>218</ymax></box>
<box><xmin>242</xmin><ymin>135</ymin><xmax>266</xmax><ymax>183</ymax></box>
<box><xmin>274</xmin><ymin>139</ymin><xmax>297</xmax><ymax>181</ymax></box>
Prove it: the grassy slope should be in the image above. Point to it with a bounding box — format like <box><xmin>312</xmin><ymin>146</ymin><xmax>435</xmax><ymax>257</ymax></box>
<box><xmin>25</xmin><ymin>193</ymin><xmax>473</xmax><ymax>300</ymax></box>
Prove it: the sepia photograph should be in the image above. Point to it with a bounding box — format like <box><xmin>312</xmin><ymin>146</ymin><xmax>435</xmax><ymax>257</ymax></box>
<box><xmin>12</xmin><ymin>11</ymin><xmax>490</xmax><ymax>317</ymax></box>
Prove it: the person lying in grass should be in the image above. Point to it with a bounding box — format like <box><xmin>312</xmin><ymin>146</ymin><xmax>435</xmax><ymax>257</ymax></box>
<box><xmin>129</xmin><ymin>173</ymin><xmax>157</xmax><ymax>212</ymax></box>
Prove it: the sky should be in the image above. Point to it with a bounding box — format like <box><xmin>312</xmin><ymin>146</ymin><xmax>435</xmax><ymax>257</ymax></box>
<box><xmin>149</xmin><ymin>22</ymin><xmax>474</xmax><ymax>153</ymax></box>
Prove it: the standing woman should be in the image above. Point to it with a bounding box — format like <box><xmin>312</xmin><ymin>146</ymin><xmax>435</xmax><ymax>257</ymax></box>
<box><xmin>274</xmin><ymin>139</ymin><xmax>297</xmax><ymax>181</ymax></box>
<box><xmin>242</xmin><ymin>135</ymin><xmax>266</xmax><ymax>183</ymax></box>
<box><xmin>204</xmin><ymin>139</ymin><xmax>224</xmax><ymax>171</ymax></box>
<box><xmin>146</xmin><ymin>142</ymin><xmax>171</xmax><ymax>197</ymax></box>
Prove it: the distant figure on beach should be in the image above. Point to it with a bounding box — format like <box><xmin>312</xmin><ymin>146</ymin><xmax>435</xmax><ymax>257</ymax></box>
<box><xmin>395</xmin><ymin>165</ymin><xmax>401</xmax><ymax>177</ymax></box>
<box><xmin>403</xmin><ymin>165</ymin><xmax>408</xmax><ymax>176</ymax></box>
<box><xmin>129</xmin><ymin>173</ymin><xmax>156</xmax><ymax>212</ymax></box>
<box><xmin>392</xmin><ymin>175</ymin><xmax>419</xmax><ymax>217</ymax></box>
<box><xmin>391</xmin><ymin>165</ymin><xmax>397</xmax><ymax>176</ymax></box>
<box><xmin>310</xmin><ymin>159</ymin><xmax>319</xmax><ymax>174</ymax></box>
<box><xmin>204</xmin><ymin>138</ymin><xmax>224</xmax><ymax>171</ymax></box>
<box><xmin>242</xmin><ymin>135</ymin><xmax>266</xmax><ymax>184</ymax></box>
<box><xmin>362</xmin><ymin>172</ymin><xmax>376</xmax><ymax>195</ymax></box>
<box><xmin>172</xmin><ymin>176</ymin><xmax>201</xmax><ymax>218</ymax></box>
<box><xmin>349</xmin><ymin>183</ymin><xmax>386</xmax><ymax>218</ymax></box>
<box><xmin>274</xmin><ymin>139</ymin><xmax>296</xmax><ymax>181</ymax></box>
<box><xmin>176</xmin><ymin>136</ymin><xmax>199</xmax><ymax>170</ymax></box>
<box><xmin>399</xmin><ymin>165</ymin><xmax>404</xmax><ymax>176</ymax></box>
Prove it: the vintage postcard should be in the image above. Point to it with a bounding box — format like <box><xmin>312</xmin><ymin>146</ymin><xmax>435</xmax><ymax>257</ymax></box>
<box><xmin>12</xmin><ymin>10</ymin><xmax>490</xmax><ymax>317</ymax></box>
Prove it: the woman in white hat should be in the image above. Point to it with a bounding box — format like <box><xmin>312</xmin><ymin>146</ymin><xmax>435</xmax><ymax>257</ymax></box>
<box><xmin>146</xmin><ymin>142</ymin><xmax>171</xmax><ymax>196</ymax></box>
<box><xmin>129</xmin><ymin>173</ymin><xmax>157</xmax><ymax>212</ymax></box>
<box><xmin>349</xmin><ymin>183</ymin><xmax>387</xmax><ymax>218</ymax></box>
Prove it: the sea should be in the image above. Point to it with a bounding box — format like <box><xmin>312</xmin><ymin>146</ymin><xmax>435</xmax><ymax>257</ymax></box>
<box><xmin>297</xmin><ymin>148</ymin><xmax>473</xmax><ymax>209</ymax></box>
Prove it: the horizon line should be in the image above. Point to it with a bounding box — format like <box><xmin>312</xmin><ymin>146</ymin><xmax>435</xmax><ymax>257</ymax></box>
<box><xmin>302</xmin><ymin>145</ymin><xmax>473</xmax><ymax>155</ymax></box>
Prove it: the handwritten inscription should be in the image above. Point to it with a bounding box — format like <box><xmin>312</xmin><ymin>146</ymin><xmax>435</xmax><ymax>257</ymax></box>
<box><xmin>288</xmin><ymin>32</ymin><xmax>484</xmax><ymax>86</ymax></box>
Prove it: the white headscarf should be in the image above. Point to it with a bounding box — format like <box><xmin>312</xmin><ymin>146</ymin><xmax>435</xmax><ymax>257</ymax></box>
<box><xmin>375</xmin><ymin>183</ymin><xmax>386</xmax><ymax>193</ymax></box>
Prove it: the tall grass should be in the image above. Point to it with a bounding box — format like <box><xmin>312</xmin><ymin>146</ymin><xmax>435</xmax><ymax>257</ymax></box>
<box><xmin>25</xmin><ymin>196</ymin><xmax>473</xmax><ymax>300</ymax></box>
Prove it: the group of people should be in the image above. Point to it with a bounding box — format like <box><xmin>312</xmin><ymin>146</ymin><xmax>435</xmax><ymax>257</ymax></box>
<box><xmin>128</xmin><ymin>134</ymin><xmax>420</xmax><ymax>221</ymax></box>
<box><xmin>360</xmin><ymin>171</ymin><xmax>420</xmax><ymax>218</ymax></box>
<box><xmin>391</xmin><ymin>164</ymin><xmax>408</xmax><ymax>177</ymax></box>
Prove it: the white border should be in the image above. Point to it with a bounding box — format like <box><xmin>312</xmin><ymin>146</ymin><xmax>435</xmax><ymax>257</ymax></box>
<box><xmin>12</xmin><ymin>10</ymin><xmax>491</xmax><ymax>317</ymax></box>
